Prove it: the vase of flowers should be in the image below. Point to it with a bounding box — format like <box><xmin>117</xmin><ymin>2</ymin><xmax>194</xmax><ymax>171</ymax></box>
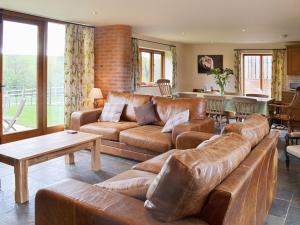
<box><xmin>207</xmin><ymin>68</ymin><xmax>234</xmax><ymax>96</ymax></box>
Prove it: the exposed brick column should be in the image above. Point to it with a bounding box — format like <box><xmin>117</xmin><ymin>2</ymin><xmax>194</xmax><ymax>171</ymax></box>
<box><xmin>94</xmin><ymin>25</ymin><xmax>132</xmax><ymax>97</ymax></box>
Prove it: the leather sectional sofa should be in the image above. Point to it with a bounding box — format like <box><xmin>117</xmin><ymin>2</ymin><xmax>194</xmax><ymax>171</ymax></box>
<box><xmin>71</xmin><ymin>92</ymin><xmax>215</xmax><ymax>161</ymax></box>
<box><xmin>35</xmin><ymin>114</ymin><xmax>279</xmax><ymax>225</ymax></box>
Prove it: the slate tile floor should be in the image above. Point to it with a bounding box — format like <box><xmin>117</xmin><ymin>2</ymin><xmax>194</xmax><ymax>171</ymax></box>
<box><xmin>0</xmin><ymin>130</ymin><xmax>299</xmax><ymax>225</ymax></box>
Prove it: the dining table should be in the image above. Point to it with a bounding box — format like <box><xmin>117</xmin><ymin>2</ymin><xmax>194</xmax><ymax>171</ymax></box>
<box><xmin>176</xmin><ymin>92</ymin><xmax>274</xmax><ymax>116</ymax></box>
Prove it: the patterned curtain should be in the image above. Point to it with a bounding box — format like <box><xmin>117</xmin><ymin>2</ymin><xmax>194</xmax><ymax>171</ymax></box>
<box><xmin>132</xmin><ymin>38</ymin><xmax>140</xmax><ymax>91</ymax></box>
<box><xmin>271</xmin><ymin>50</ymin><xmax>286</xmax><ymax>101</ymax></box>
<box><xmin>234</xmin><ymin>50</ymin><xmax>242</xmax><ymax>94</ymax></box>
<box><xmin>64</xmin><ymin>24</ymin><xmax>95</xmax><ymax>129</ymax></box>
<box><xmin>170</xmin><ymin>46</ymin><xmax>177</xmax><ymax>89</ymax></box>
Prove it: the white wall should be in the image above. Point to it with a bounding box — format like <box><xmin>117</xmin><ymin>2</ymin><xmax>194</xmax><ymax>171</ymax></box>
<box><xmin>131</xmin><ymin>34</ymin><xmax>300</xmax><ymax>94</ymax></box>
<box><xmin>179</xmin><ymin>43</ymin><xmax>292</xmax><ymax>92</ymax></box>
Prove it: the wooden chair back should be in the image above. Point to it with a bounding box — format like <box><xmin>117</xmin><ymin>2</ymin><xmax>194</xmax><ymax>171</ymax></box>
<box><xmin>157</xmin><ymin>79</ymin><xmax>172</xmax><ymax>97</ymax></box>
<box><xmin>204</xmin><ymin>95</ymin><xmax>226</xmax><ymax>115</ymax></box>
<box><xmin>289</xmin><ymin>87</ymin><xmax>300</xmax><ymax>120</ymax></box>
<box><xmin>233</xmin><ymin>97</ymin><xmax>257</xmax><ymax>121</ymax></box>
<box><xmin>290</xmin><ymin>87</ymin><xmax>300</xmax><ymax>106</ymax></box>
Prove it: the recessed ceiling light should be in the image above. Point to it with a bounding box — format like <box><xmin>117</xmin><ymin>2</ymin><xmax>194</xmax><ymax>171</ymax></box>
<box><xmin>281</xmin><ymin>34</ymin><xmax>288</xmax><ymax>39</ymax></box>
<box><xmin>91</xmin><ymin>11</ymin><xmax>98</xmax><ymax>15</ymax></box>
<box><xmin>242</xmin><ymin>29</ymin><xmax>246</xmax><ymax>32</ymax></box>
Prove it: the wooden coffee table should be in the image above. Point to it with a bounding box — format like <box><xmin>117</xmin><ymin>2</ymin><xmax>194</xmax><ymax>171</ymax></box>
<box><xmin>0</xmin><ymin>131</ymin><xmax>101</xmax><ymax>203</ymax></box>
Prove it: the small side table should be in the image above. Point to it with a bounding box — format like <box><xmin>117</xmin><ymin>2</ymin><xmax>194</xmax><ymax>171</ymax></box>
<box><xmin>285</xmin><ymin>132</ymin><xmax>300</xmax><ymax>169</ymax></box>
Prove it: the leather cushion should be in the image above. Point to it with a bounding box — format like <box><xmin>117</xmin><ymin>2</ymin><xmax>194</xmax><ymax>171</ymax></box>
<box><xmin>222</xmin><ymin>113</ymin><xmax>269</xmax><ymax>148</ymax></box>
<box><xmin>152</xmin><ymin>97</ymin><xmax>207</xmax><ymax>125</ymax></box>
<box><xmin>133</xmin><ymin>149</ymin><xmax>180</xmax><ymax>174</ymax></box>
<box><xmin>196</xmin><ymin>135</ymin><xmax>221</xmax><ymax>148</ymax></box>
<box><xmin>119</xmin><ymin>125</ymin><xmax>172</xmax><ymax>153</ymax></box>
<box><xmin>145</xmin><ymin>133</ymin><xmax>251</xmax><ymax>222</ymax></box>
<box><xmin>134</xmin><ymin>102</ymin><xmax>159</xmax><ymax>125</ymax></box>
<box><xmin>95</xmin><ymin>170</ymin><xmax>156</xmax><ymax>200</ymax></box>
<box><xmin>38</xmin><ymin>179</ymin><xmax>209</xmax><ymax>225</ymax></box>
<box><xmin>80</xmin><ymin>121</ymin><xmax>139</xmax><ymax>141</ymax></box>
<box><xmin>107</xmin><ymin>92</ymin><xmax>152</xmax><ymax>122</ymax></box>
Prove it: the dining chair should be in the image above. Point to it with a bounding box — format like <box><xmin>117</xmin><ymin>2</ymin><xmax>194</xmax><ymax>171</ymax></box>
<box><xmin>232</xmin><ymin>97</ymin><xmax>257</xmax><ymax>122</ymax></box>
<box><xmin>269</xmin><ymin>87</ymin><xmax>300</xmax><ymax>132</ymax></box>
<box><xmin>3</xmin><ymin>98</ymin><xmax>26</xmax><ymax>132</ymax></box>
<box><xmin>204</xmin><ymin>95</ymin><xmax>228</xmax><ymax>126</ymax></box>
<box><xmin>246</xmin><ymin>93</ymin><xmax>269</xmax><ymax>98</ymax></box>
<box><xmin>157</xmin><ymin>79</ymin><xmax>172</xmax><ymax>97</ymax></box>
<box><xmin>285</xmin><ymin>132</ymin><xmax>300</xmax><ymax>170</ymax></box>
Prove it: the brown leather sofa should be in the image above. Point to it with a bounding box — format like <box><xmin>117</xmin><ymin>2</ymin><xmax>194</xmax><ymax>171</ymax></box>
<box><xmin>35</xmin><ymin>114</ymin><xmax>279</xmax><ymax>225</ymax></box>
<box><xmin>71</xmin><ymin>92</ymin><xmax>214</xmax><ymax>161</ymax></box>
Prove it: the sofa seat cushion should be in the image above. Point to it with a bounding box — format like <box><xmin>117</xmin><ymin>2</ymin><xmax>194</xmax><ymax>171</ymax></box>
<box><xmin>95</xmin><ymin>169</ymin><xmax>156</xmax><ymax>200</ymax></box>
<box><xmin>80</xmin><ymin>121</ymin><xmax>139</xmax><ymax>141</ymax></box>
<box><xmin>222</xmin><ymin>113</ymin><xmax>269</xmax><ymax>148</ymax></box>
<box><xmin>145</xmin><ymin>133</ymin><xmax>251</xmax><ymax>222</ymax></box>
<box><xmin>120</xmin><ymin>125</ymin><xmax>172</xmax><ymax>153</ymax></box>
<box><xmin>133</xmin><ymin>149</ymin><xmax>180</xmax><ymax>174</ymax></box>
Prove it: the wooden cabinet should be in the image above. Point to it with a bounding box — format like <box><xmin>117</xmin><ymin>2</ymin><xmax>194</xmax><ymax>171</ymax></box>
<box><xmin>287</xmin><ymin>46</ymin><xmax>300</xmax><ymax>75</ymax></box>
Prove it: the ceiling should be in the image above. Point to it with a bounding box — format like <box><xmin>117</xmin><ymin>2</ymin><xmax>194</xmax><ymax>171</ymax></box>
<box><xmin>1</xmin><ymin>0</ymin><xmax>300</xmax><ymax>44</ymax></box>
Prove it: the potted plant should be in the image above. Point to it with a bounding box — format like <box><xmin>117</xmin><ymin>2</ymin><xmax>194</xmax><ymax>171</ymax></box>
<box><xmin>207</xmin><ymin>68</ymin><xmax>234</xmax><ymax>96</ymax></box>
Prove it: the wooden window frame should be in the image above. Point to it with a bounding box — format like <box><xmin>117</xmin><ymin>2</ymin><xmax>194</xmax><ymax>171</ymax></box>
<box><xmin>139</xmin><ymin>48</ymin><xmax>165</xmax><ymax>84</ymax></box>
<box><xmin>243</xmin><ymin>54</ymin><xmax>272</xmax><ymax>94</ymax></box>
<box><xmin>0</xmin><ymin>9</ymin><xmax>66</xmax><ymax>143</ymax></box>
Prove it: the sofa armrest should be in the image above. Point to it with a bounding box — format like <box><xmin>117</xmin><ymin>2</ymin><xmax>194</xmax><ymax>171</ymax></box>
<box><xmin>200</xmin><ymin>131</ymin><xmax>279</xmax><ymax>225</ymax></box>
<box><xmin>35</xmin><ymin>179</ymin><xmax>205</xmax><ymax>225</ymax></box>
<box><xmin>71</xmin><ymin>108</ymin><xmax>102</xmax><ymax>130</ymax></box>
<box><xmin>176</xmin><ymin>131</ymin><xmax>215</xmax><ymax>149</ymax></box>
<box><xmin>172</xmin><ymin>117</ymin><xmax>215</xmax><ymax>144</ymax></box>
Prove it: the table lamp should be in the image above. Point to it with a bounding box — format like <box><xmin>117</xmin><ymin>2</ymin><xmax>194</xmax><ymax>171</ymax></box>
<box><xmin>89</xmin><ymin>88</ymin><xmax>103</xmax><ymax>108</ymax></box>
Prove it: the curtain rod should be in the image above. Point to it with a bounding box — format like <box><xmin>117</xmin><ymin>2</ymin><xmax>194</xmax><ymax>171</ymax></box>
<box><xmin>0</xmin><ymin>9</ymin><xmax>95</xmax><ymax>28</ymax></box>
<box><xmin>132</xmin><ymin>37</ymin><xmax>176</xmax><ymax>48</ymax></box>
<box><xmin>234</xmin><ymin>48</ymin><xmax>286</xmax><ymax>51</ymax></box>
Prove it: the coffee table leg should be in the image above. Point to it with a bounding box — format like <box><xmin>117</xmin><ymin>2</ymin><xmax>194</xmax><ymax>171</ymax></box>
<box><xmin>14</xmin><ymin>160</ymin><xmax>28</xmax><ymax>204</ymax></box>
<box><xmin>91</xmin><ymin>139</ymin><xmax>101</xmax><ymax>171</ymax></box>
<box><xmin>65</xmin><ymin>153</ymin><xmax>75</xmax><ymax>165</ymax></box>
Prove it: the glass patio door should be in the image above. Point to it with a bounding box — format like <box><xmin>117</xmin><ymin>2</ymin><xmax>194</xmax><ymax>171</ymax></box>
<box><xmin>0</xmin><ymin>17</ymin><xmax>43</xmax><ymax>143</ymax></box>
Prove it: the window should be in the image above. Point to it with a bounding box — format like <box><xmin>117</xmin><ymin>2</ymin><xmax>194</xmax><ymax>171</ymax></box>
<box><xmin>0</xmin><ymin>10</ymin><xmax>67</xmax><ymax>143</ymax></box>
<box><xmin>139</xmin><ymin>49</ymin><xmax>165</xmax><ymax>83</ymax></box>
<box><xmin>243</xmin><ymin>54</ymin><xmax>272</xmax><ymax>96</ymax></box>
<box><xmin>47</xmin><ymin>22</ymin><xmax>65</xmax><ymax>126</ymax></box>
<box><xmin>2</xmin><ymin>20</ymin><xmax>39</xmax><ymax>133</ymax></box>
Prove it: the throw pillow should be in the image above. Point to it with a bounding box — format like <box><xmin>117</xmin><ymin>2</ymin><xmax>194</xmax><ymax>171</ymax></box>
<box><xmin>134</xmin><ymin>102</ymin><xmax>158</xmax><ymax>125</ymax></box>
<box><xmin>145</xmin><ymin>133</ymin><xmax>251</xmax><ymax>222</ymax></box>
<box><xmin>161</xmin><ymin>110</ymin><xmax>189</xmax><ymax>133</ymax></box>
<box><xmin>100</xmin><ymin>103</ymin><xmax>125</xmax><ymax>122</ymax></box>
<box><xmin>96</xmin><ymin>170</ymin><xmax>156</xmax><ymax>200</ymax></box>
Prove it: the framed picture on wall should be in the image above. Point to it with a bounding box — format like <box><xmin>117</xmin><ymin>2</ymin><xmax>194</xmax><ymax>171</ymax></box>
<box><xmin>198</xmin><ymin>55</ymin><xmax>223</xmax><ymax>73</ymax></box>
